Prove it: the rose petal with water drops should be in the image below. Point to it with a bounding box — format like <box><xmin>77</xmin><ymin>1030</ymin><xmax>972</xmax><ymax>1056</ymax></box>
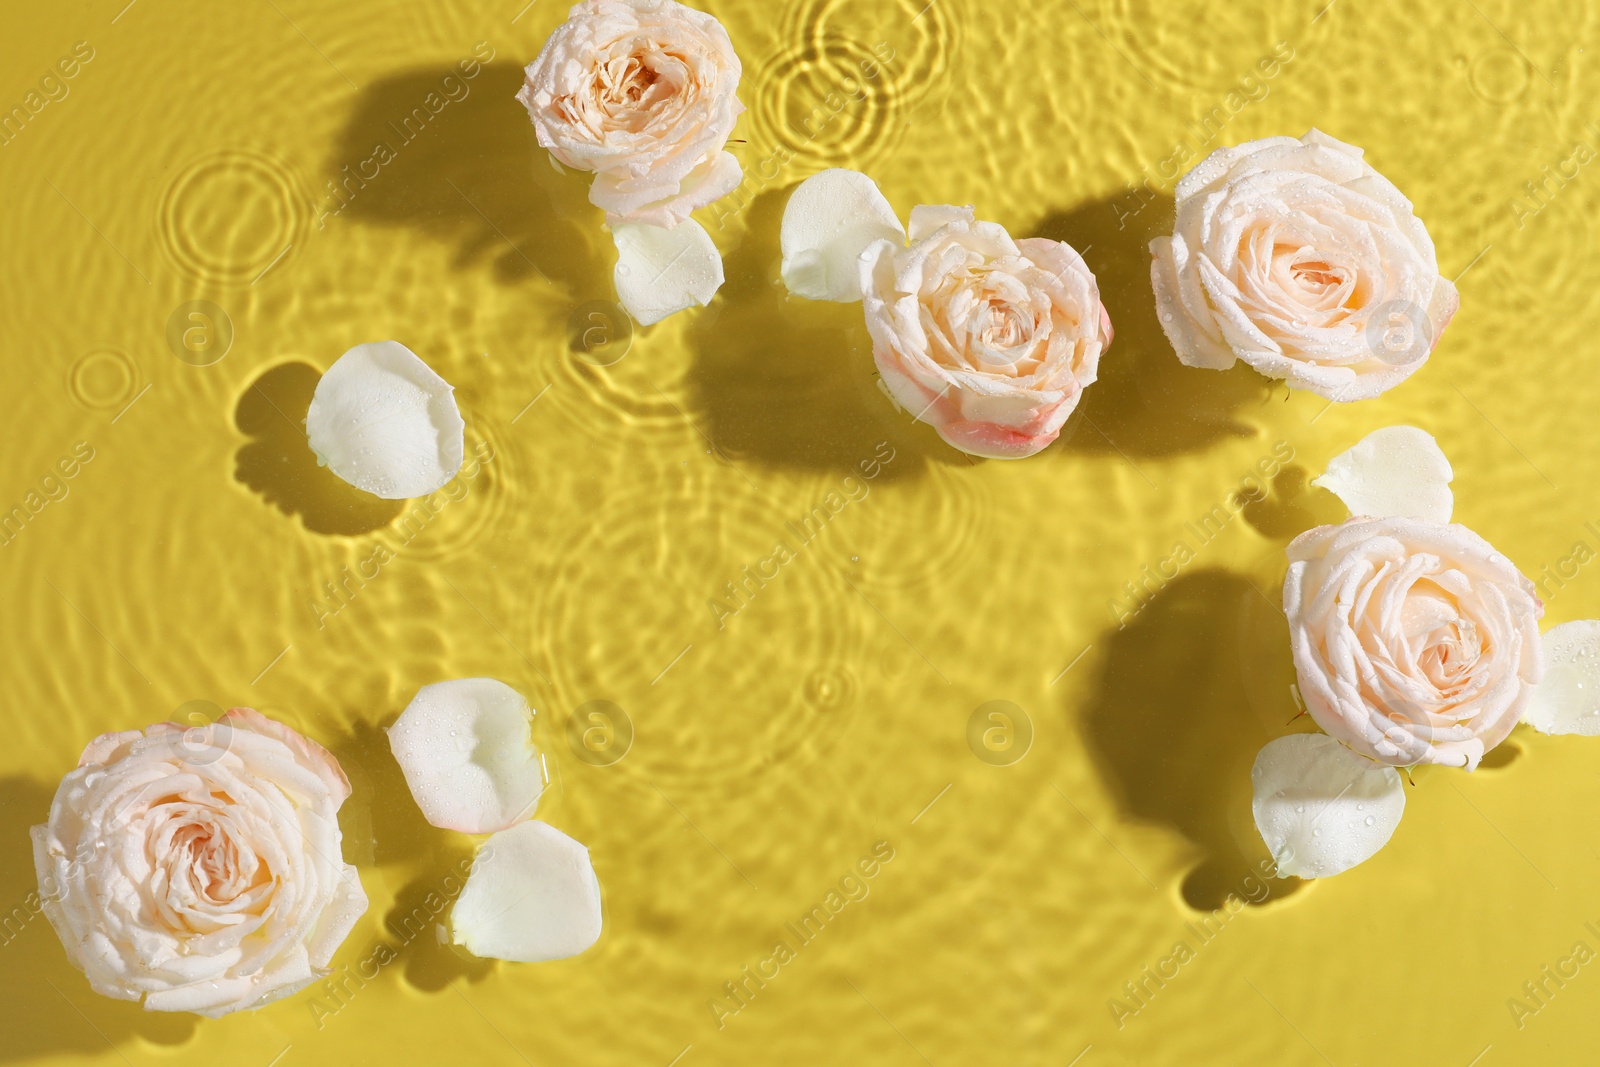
<box><xmin>1252</xmin><ymin>733</ymin><xmax>1406</xmax><ymax>879</ymax></box>
<box><xmin>780</xmin><ymin>169</ymin><xmax>906</xmax><ymax>302</ymax></box>
<box><xmin>1525</xmin><ymin>621</ymin><xmax>1600</xmax><ymax>736</ymax></box>
<box><xmin>304</xmin><ymin>341</ymin><xmax>465</xmax><ymax>500</ymax></box>
<box><xmin>388</xmin><ymin>678</ymin><xmax>546</xmax><ymax>834</ymax></box>
<box><xmin>612</xmin><ymin>219</ymin><xmax>724</xmax><ymax>326</ymax></box>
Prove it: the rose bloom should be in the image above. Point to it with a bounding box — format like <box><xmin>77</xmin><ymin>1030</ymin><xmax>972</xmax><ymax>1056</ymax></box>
<box><xmin>861</xmin><ymin>206</ymin><xmax>1113</xmax><ymax>460</ymax></box>
<box><xmin>518</xmin><ymin>0</ymin><xmax>744</xmax><ymax>228</ymax></box>
<box><xmin>31</xmin><ymin>709</ymin><xmax>368</xmax><ymax>1018</ymax></box>
<box><xmin>1284</xmin><ymin>517</ymin><xmax>1544</xmax><ymax>770</ymax></box>
<box><xmin>1151</xmin><ymin>129</ymin><xmax>1458</xmax><ymax>402</ymax></box>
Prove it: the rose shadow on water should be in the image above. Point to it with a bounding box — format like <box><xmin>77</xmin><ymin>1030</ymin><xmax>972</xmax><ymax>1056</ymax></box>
<box><xmin>1078</xmin><ymin>571</ymin><xmax>1305</xmax><ymax>911</ymax></box>
<box><xmin>329</xmin><ymin>722</ymin><xmax>494</xmax><ymax>996</ymax></box>
<box><xmin>683</xmin><ymin>185</ymin><xmax>964</xmax><ymax>480</ymax></box>
<box><xmin>233</xmin><ymin>362</ymin><xmax>405</xmax><ymax>537</ymax></box>
<box><xmin>324</xmin><ymin>62</ymin><xmax>608</xmax><ymax>298</ymax></box>
<box><xmin>0</xmin><ymin>778</ymin><xmax>197</xmax><ymax>1060</ymax></box>
<box><xmin>1030</xmin><ymin>193</ymin><xmax>1273</xmax><ymax>460</ymax></box>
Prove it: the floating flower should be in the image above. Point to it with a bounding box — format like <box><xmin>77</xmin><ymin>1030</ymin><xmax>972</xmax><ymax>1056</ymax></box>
<box><xmin>305</xmin><ymin>341</ymin><xmax>465</xmax><ymax>500</ymax></box>
<box><xmin>452</xmin><ymin>821</ymin><xmax>603</xmax><ymax>962</ymax></box>
<box><xmin>31</xmin><ymin>710</ymin><xmax>368</xmax><ymax>1017</ymax></box>
<box><xmin>519</xmin><ymin>0</ymin><xmax>741</xmax><ymax>325</ymax></box>
<box><xmin>388</xmin><ymin>678</ymin><xmax>547</xmax><ymax>834</ymax></box>
<box><xmin>1247</xmin><ymin>427</ymin><xmax>1600</xmax><ymax>880</ymax></box>
<box><xmin>1152</xmin><ymin>130</ymin><xmax>1457</xmax><ymax>402</ymax></box>
<box><xmin>1285</xmin><ymin>515</ymin><xmax>1544</xmax><ymax>771</ymax></box>
<box><xmin>518</xmin><ymin>0</ymin><xmax>744</xmax><ymax>229</ymax></box>
<box><xmin>780</xmin><ymin>169</ymin><xmax>1113</xmax><ymax>460</ymax></box>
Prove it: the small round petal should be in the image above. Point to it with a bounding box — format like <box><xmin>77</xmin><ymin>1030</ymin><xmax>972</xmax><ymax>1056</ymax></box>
<box><xmin>612</xmin><ymin>219</ymin><xmax>725</xmax><ymax>326</ymax></box>
<box><xmin>1252</xmin><ymin>734</ymin><xmax>1406</xmax><ymax>879</ymax></box>
<box><xmin>452</xmin><ymin>821</ymin><xmax>603</xmax><ymax>963</ymax></box>
<box><xmin>1311</xmin><ymin>425</ymin><xmax>1454</xmax><ymax>523</ymax></box>
<box><xmin>388</xmin><ymin>679</ymin><xmax>546</xmax><ymax>834</ymax></box>
<box><xmin>780</xmin><ymin>169</ymin><xmax>906</xmax><ymax>302</ymax></box>
<box><xmin>305</xmin><ymin>341</ymin><xmax>465</xmax><ymax>500</ymax></box>
<box><xmin>1524</xmin><ymin>621</ymin><xmax>1600</xmax><ymax>736</ymax></box>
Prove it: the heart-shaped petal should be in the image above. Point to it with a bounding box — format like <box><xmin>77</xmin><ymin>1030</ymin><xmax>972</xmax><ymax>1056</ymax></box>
<box><xmin>1311</xmin><ymin>425</ymin><xmax>1453</xmax><ymax>523</ymax></box>
<box><xmin>305</xmin><ymin>341</ymin><xmax>465</xmax><ymax>500</ymax></box>
<box><xmin>612</xmin><ymin>219</ymin><xmax>724</xmax><ymax>325</ymax></box>
<box><xmin>452</xmin><ymin>821</ymin><xmax>603</xmax><ymax>963</ymax></box>
<box><xmin>780</xmin><ymin>169</ymin><xmax>906</xmax><ymax>302</ymax></box>
<box><xmin>1252</xmin><ymin>733</ymin><xmax>1406</xmax><ymax>879</ymax></box>
<box><xmin>388</xmin><ymin>679</ymin><xmax>546</xmax><ymax>834</ymax></box>
<box><xmin>1524</xmin><ymin>620</ymin><xmax>1600</xmax><ymax>736</ymax></box>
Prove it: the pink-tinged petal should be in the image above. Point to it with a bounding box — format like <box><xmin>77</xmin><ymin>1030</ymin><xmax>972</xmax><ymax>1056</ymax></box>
<box><xmin>222</xmin><ymin>707</ymin><xmax>351</xmax><ymax>804</ymax></box>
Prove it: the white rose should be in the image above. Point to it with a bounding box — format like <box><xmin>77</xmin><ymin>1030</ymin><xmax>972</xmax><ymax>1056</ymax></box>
<box><xmin>1152</xmin><ymin>129</ymin><xmax>1458</xmax><ymax>402</ymax></box>
<box><xmin>859</xmin><ymin>204</ymin><xmax>1112</xmax><ymax>460</ymax></box>
<box><xmin>31</xmin><ymin>709</ymin><xmax>368</xmax><ymax>1017</ymax></box>
<box><xmin>518</xmin><ymin>0</ymin><xmax>744</xmax><ymax>229</ymax></box>
<box><xmin>1284</xmin><ymin>517</ymin><xmax>1544</xmax><ymax>769</ymax></box>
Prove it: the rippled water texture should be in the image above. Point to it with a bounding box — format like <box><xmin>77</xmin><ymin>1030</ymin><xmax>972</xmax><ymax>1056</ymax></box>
<box><xmin>2</xmin><ymin>0</ymin><xmax>1597</xmax><ymax>1064</ymax></box>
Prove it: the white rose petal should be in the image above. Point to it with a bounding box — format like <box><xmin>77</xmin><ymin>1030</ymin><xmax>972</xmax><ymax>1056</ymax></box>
<box><xmin>1252</xmin><ymin>733</ymin><xmax>1406</xmax><ymax>879</ymax></box>
<box><xmin>780</xmin><ymin>169</ymin><xmax>906</xmax><ymax>302</ymax></box>
<box><xmin>305</xmin><ymin>341</ymin><xmax>465</xmax><ymax>500</ymax></box>
<box><xmin>1312</xmin><ymin>425</ymin><xmax>1454</xmax><ymax>523</ymax></box>
<box><xmin>388</xmin><ymin>678</ymin><xmax>546</xmax><ymax>834</ymax></box>
<box><xmin>612</xmin><ymin>219</ymin><xmax>725</xmax><ymax>325</ymax></box>
<box><xmin>1525</xmin><ymin>621</ymin><xmax>1600</xmax><ymax>736</ymax></box>
<box><xmin>452</xmin><ymin>821</ymin><xmax>603</xmax><ymax>963</ymax></box>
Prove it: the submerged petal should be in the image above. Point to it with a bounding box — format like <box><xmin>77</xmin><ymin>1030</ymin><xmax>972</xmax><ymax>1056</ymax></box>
<box><xmin>1252</xmin><ymin>733</ymin><xmax>1406</xmax><ymax>879</ymax></box>
<box><xmin>1312</xmin><ymin>425</ymin><xmax>1453</xmax><ymax>523</ymax></box>
<box><xmin>1524</xmin><ymin>621</ymin><xmax>1600</xmax><ymax>736</ymax></box>
<box><xmin>305</xmin><ymin>341</ymin><xmax>465</xmax><ymax>500</ymax></box>
<box><xmin>452</xmin><ymin>821</ymin><xmax>603</xmax><ymax>963</ymax></box>
<box><xmin>613</xmin><ymin>219</ymin><xmax>724</xmax><ymax>325</ymax></box>
<box><xmin>780</xmin><ymin>169</ymin><xmax>906</xmax><ymax>302</ymax></box>
<box><xmin>388</xmin><ymin>679</ymin><xmax>546</xmax><ymax>834</ymax></box>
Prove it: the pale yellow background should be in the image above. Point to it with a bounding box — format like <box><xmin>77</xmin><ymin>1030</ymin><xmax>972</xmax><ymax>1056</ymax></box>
<box><xmin>0</xmin><ymin>0</ymin><xmax>1595</xmax><ymax>1064</ymax></box>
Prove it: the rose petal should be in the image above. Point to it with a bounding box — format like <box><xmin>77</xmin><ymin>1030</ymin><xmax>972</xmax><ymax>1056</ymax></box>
<box><xmin>612</xmin><ymin>219</ymin><xmax>724</xmax><ymax>326</ymax></box>
<box><xmin>780</xmin><ymin>169</ymin><xmax>906</xmax><ymax>302</ymax></box>
<box><xmin>1251</xmin><ymin>733</ymin><xmax>1406</xmax><ymax>879</ymax></box>
<box><xmin>388</xmin><ymin>679</ymin><xmax>546</xmax><ymax>834</ymax></box>
<box><xmin>1524</xmin><ymin>620</ymin><xmax>1600</xmax><ymax>736</ymax></box>
<box><xmin>305</xmin><ymin>341</ymin><xmax>465</xmax><ymax>500</ymax></box>
<box><xmin>452</xmin><ymin>821</ymin><xmax>603</xmax><ymax>963</ymax></box>
<box><xmin>1311</xmin><ymin>425</ymin><xmax>1454</xmax><ymax>523</ymax></box>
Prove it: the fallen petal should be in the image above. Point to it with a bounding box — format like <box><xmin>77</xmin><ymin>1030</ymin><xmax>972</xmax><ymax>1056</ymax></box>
<box><xmin>1311</xmin><ymin>424</ymin><xmax>1453</xmax><ymax>523</ymax></box>
<box><xmin>1252</xmin><ymin>733</ymin><xmax>1405</xmax><ymax>879</ymax></box>
<box><xmin>305</xmin><ymin>341</ymin><xmax>465</xmax><ymax>500</ymax></box>
<box><xmin>613</xmin><ymin>219</ymin><xmax>724</xmax><ymax>326</ymax></box>
<box><xmin>780</xmin><ymin>169</ymin><xmax>906</xmax><ymax>302</ymax></box>
<box><xmin>388</xmin><ymin>679</ymin><xmax>546</xmax><ymax>834</ymax></box>
<box><xmin>452</xmin><ymin>821</ymin><xmax>603</xmax><ymax>963</ymax></box>
<box><xmin>1524</xmin><ymin>620</ymin><xmax>1600</xmax><ymax>736</ymax></box>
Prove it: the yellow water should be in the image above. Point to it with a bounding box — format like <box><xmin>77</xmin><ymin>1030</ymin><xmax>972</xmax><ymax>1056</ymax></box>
<box><xmin>1</xmin><ymin>0</ymin><xmax>1596</xmax><ymax>1063</ymax></box>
